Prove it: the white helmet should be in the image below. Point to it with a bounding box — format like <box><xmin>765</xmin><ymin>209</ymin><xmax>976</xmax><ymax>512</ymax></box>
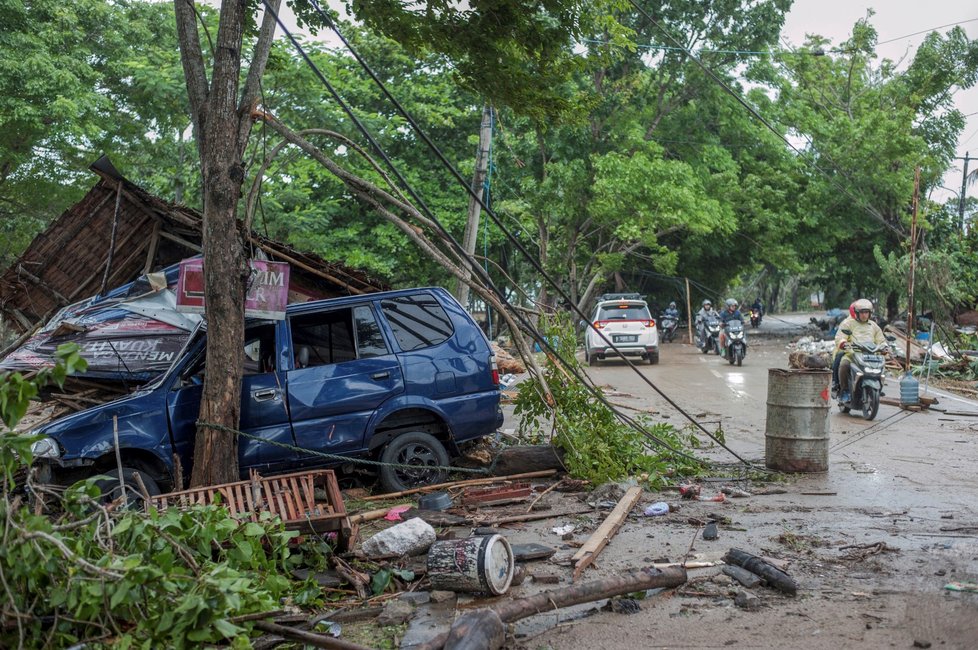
<box><xmin>852</xmin><ymin>298</ymin><xmax>873</xmax><ymax>313</ymax></box>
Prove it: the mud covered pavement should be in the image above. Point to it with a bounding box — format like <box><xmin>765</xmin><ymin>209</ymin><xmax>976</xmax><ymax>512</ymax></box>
<box><xmin>498</xmin><ymin>316</ymin><xmax>978</xmax><ymax>649</ymax></box>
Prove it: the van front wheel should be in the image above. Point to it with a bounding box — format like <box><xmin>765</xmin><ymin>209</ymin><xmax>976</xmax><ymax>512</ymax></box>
<box><xmin>379</xmin><ymin>432</ymin><xmax>450</xmax><ymax>493</ymax></box>
<box><xmin>94</xmin><ymin>467</ymin><xmax>161</xmax><ymax>507</ymax></box>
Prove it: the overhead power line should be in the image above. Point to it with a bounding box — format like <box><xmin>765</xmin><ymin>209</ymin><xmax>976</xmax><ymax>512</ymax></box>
<box><xmin>260</xmin><ymin>0</ymin><xmax>755</xmax><ymax>468</ymax></box>
<box><xmin>876</xmin><ymin>17</ymin><xmax>978</xmax><ymax>46</ymax></box>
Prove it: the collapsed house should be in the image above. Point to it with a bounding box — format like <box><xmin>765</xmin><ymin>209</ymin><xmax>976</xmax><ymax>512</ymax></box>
<box><xmin>0</xmin><ymin>156</ymin><xmax>386</xmax><ymax>391</ymax></box>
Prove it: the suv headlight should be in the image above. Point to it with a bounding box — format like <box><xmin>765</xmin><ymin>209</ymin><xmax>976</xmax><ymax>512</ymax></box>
<box><xmin>30</xmin><ymin>437</ymin><xmax>61</xmax><ymax>460</ymax></box>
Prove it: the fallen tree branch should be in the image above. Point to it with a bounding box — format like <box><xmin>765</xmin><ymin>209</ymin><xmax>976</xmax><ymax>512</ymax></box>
<box><xmin>418</xmin><ymin>565</ymin><xmax>687</xmax><ymax>650</ymax></box>
<box><xmin>253</xmin><ymin>620</ymin><xmax>374</xmax><ymax>650</ymax></box>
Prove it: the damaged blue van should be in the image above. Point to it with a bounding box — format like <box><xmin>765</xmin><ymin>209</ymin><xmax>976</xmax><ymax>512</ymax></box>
<box><xmin>30</xmin><ymin>287</ymin><xmax>503</xmax><ymax>493</ymax></box>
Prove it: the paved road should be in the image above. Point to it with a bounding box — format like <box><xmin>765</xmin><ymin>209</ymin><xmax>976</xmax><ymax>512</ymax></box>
<box><xmin>500</xmin><ymin>319</ymin><xmax>978</xmax><ymax>649</ymax></box>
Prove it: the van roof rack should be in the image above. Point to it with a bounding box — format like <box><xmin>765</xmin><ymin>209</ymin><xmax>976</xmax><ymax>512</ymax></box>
<box><xmin>598</xmin><ymin>293</ymin><xmax>643</xmax><ymax>302</ymax></box>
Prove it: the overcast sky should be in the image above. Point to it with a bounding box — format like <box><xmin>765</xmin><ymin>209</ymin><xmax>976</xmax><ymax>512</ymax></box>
<box><xmin>782</xmin><ymin>1</ymin><xmax>978</xmax><ymax>204</ymax></box>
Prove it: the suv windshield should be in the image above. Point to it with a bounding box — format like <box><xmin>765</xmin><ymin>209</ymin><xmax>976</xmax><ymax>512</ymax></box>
<box><xmin>598</xmin><ymin>305</ymin><xmax>651</xmax><ymax>320</ymax></box>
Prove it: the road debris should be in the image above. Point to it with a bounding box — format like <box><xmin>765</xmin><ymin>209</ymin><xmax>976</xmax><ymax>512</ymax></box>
<box><xmin>723</xmin><ymin>548</ymin><xmax>798</xmax><ymax>596</ymax></box>
<box><xmin>361</xmin><ymin>517</ymin><xmax>436</xmax><ymax>558</ymax></box>
<box><xmin>415</xmin><ymin>565</ymin><xmax>688</xmax><ymax>650</ymax></box>
<box><xmin>723</xmin><ymin>565</ymin><xmax>762</xmax><ymax>588</ymax></box>
<box><xmin>572</xmin><ymin>486</ymin><xmax>643</xmax><ymax>580</ymax></box>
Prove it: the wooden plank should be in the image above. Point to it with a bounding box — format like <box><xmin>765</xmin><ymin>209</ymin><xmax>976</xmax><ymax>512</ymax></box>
<box><xmin>275</xmin><ymin>487</ymin><xmax>289</xmax><ymax>520</ymax></box>
<box><xmin>571</xmin><ymin>486</ymin><xmax>643</xmax><ymax>581</ymax></box>
<box><xmin>301</xmin><ymin>476</ymin><xmax>319</xmax><ymax>515</ymax></box>
<box><xmin>289</xmin><ymin>477</ymin><xmax>308</xmax><ymax>516</ymax></box>
<box><xmin>281</xmin><ymin>480</ymin><xmax>300</xmax><ymax>520</ymax></box>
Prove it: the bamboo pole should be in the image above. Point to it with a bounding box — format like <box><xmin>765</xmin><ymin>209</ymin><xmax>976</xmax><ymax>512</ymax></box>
<box><xmin>360</xmin><ymin>470</ymin><xmax>557</xmax><ymax>501</ymax></box>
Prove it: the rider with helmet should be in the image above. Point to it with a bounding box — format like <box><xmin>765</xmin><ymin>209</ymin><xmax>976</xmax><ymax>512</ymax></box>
<box><xmin>718</xmin><ymin>298</ymin><xmax>743</xmax><ymax>353</ymax></box>
<box><xmin>695</xmin><ymin>299</ymin><xmax>718</xmax><ymax>347</ymax></box>
<box><xmin>833</xmin><ymin>298</ymin><xmax>887</xmax><ymax>402</ymax></box>
<box><xmin>663</xmin><ymin>301</ymin><xmax>680</xmax><ymax>320</ymax></box>
<box><xmin>831</xmin><ymin>301</ymin><xmax>859</xmax><ymax>397</ymax></box>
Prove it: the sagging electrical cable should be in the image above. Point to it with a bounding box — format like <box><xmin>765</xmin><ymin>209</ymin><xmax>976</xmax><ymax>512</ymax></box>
<box><xmin>294</xmin><ymin>2</ymin><xmax>760</xmax><ymax>469</ymax></box>
<box><xmin>260</xmin><ymin>1</ymin><xmax>754</xmax><ymax>469</ymax></box>
<box><xmin>267</xmin><ymin>0</ymin><xmax>756</xmax><ymax>470</ymax></box>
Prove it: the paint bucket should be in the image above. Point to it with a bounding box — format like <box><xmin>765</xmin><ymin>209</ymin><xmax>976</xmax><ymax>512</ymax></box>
<box><xmin>426</xmin><ymin>534</ymin><xmax>514</xmax><ymax>595</ymax></box>
<box><xmin>765</xmin><ymin>369</ymin><xmax>830</xmax><ymax>472</ymax></box>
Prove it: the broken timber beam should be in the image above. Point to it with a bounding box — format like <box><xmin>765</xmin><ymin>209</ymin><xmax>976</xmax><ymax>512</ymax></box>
<box><xmin>572</xmin><ymin>486</ymin><xmax>643</xmax><ymax>580</ymax></box>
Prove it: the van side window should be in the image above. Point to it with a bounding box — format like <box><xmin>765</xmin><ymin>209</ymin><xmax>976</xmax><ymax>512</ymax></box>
<box><xmin>244</xmin><ymin>323</ymin><xmax>277</xmax><ymax>375</ymax></box>
<box><xmin>290</xmin><ymin>309</ymin><xmax>357</xmax><ymax>367</ymax></box>
<box><xmin>380</xmin><ymin>294</ymin><xmax>453</xmax><ymax>351</ymax></box>
<box><xmin>354</xmin><ymin>305</ymin><xmax>389</xmax><ymax>358</ymax></box>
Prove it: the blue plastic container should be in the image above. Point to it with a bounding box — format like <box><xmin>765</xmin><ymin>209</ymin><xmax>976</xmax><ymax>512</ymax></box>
<box><xmin>900</xmin><ymin>373</ymin><xmax>920</xmax><ymax>406</ymax></box>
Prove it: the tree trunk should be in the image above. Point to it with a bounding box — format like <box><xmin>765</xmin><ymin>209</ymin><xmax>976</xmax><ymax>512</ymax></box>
<box><xmin>190</xmin><ymin>8</ymin><xmax>251</xmax><ymax>487</ymax></box>
<box><xmin>769</xmin><ymin>276</ymin><xmax>781</xmax><ymax>314</ymax></box>
<box><xmin>175</xmin><ymin>0</ymin><xmax>281</xmax><ymax>487</ymax></box>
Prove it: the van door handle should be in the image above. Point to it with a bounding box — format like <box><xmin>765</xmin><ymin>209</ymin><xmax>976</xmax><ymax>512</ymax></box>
<box><xmin>253</xmin><ymin>388</ymin><xmax>280</xmax><ymax>402</ymax></box>
<box><xmin>371</xmin><ymin>371</ymin><xmax>390</xmax><ymax>380</ymax></box>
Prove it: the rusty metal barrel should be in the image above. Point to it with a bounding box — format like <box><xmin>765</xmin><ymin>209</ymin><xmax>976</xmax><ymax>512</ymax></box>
<box><xmin>765</xmin><ymin>369</ymin><xmax>831</xmax><ymax>472</ymax></box>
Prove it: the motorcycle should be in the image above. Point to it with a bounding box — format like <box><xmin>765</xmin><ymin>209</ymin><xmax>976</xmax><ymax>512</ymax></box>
<box><xmin>835</xmin><ymin>330</ymin><xmax>890</xmax><ymax>421</ymax></box>
<box><xmin>750</xmin><ymin>308</ymin><xmax>762</xmax><ymax>328</ymax></box>
<box><xmin>700</xmin><ymin>316</ymin><xmax>721</xmax><ymax>355</ymax></box>
<box><xmin>723</xmin><ymin>319</ymin><xmax>747</xmax><ymax>366</ymax></box>
<box><xmin>660</xmin><ymin>313</ymin><xmax>679</xmax><ymax>343</ymax></box>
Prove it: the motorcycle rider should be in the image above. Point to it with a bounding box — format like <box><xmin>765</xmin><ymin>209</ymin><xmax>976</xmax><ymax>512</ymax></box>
<box><xmin>834</xmin><ymin>298</ymin><xmax>887</xmax><ymax>403</ymax></box>
<box><xmin>694</xmin><ymin>299</ymin><xmax>717</xmax><ymax>348</ymax></box>
<box><xmin>663</xmin><ymin>301</ymin><xmax>680</xmax><ymax>320</ymax></box>
<box><xmin>751</xmin><ymin>296</ymin><xmax>764</xmax><ymax>317</ymax></box>
<box><xmin>831</xmin><ymin>301</ymin><xmax>858</xmax><ymax>398</ymax></box>
<box><xmin>718</xmin><ymin>298</ymin><xmax>744</xmax><ymax>355</ymax></box>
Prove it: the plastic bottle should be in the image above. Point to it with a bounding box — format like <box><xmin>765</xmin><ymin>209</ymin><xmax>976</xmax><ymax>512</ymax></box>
<box><xmin>900</xmin><ymin>372</ymin><xmax>919</xmax><ymax>406</ymax></box>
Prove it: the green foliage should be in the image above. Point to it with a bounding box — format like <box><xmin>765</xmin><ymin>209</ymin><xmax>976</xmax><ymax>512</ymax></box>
<box><xmin>513</xmin><ymin>314</ymin><xmax>702</xmax><ymax>484</ymax></box>
<box><xmin>0</xmin><ymin>343</ymin><xmax>86</xmax><ymax>430</ymax></box>
<box><xmin>0</xmin><ymin>486</ymin><xmax>301</xmax><ymax>648</ymax></box>
<box><xmin>0</xmin><ymin>0</ymin><xmax>197</xmax><ymax>268</ymax></box>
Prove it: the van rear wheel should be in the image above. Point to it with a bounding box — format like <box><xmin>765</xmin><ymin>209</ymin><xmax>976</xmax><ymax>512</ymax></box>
<box><xmin>379</xmin><ymin>432</ymin><xmax>450</xmax><ymax>493</ymax></box>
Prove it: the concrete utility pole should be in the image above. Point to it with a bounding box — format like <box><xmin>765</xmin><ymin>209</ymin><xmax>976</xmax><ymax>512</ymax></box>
<box><xmin>960</xmin><ymin>151</ymin><xmax>970</xmax><ymax>232</ymax></box>
<box><xmin>457</xmin><ymin>105</ymin><xmax>493</xmax><ymax>310</ymax></box>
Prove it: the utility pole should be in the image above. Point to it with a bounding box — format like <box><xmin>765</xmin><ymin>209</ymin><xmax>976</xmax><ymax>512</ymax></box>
<box><xmin>906</xmin><ymin>167</ymin><xmax>920</xmax><ymax>372</ymax></box>
<box><xmin>457</xmin><ymin>105</ymin><xmax>493</xmax><ymax>310</ymax></box>
<box><xmin>960</xmin><ymin>152</ymin><xmax>970</xmax><ymax>232</ymax></box>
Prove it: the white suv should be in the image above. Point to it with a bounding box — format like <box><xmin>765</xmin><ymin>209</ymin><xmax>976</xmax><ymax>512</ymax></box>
<box><xmin>584</xmin><ymin>293</ymin><xmax>659</xmax><ymax>365</ymax></box>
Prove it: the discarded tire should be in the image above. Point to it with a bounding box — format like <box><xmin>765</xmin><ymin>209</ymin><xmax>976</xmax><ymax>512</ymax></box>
<box><xmin>765</xmin><ymin>369</ymin><xmax>830</xmax><ymax>472</ymax></box>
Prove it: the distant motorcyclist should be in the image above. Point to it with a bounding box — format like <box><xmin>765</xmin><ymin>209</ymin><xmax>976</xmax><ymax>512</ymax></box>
<box><xmin>718</xmin><ymin>298</ymin><xmax>744</xmax><ymax>354</ymax></box>
<box><xmin>695</xmin><ymin>299</ymin><xmax>717</xmax><ymax>347</ymax></box>
<box><xmin>751</xmin><ymin>297</ymin><xmax>764</xmax><ymax>316</ymax></box>
<box><xmin>834</xmin><ymin>298</ymin><xmax>887</xmax><ymax>403</ymax></box>
<box><xmin>663</xmin><ymin>301</ymin><xmax>680</xmax><ymax>320</ymax></box>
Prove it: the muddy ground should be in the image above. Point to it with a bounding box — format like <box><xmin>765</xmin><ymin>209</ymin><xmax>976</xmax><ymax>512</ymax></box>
<box><xmin>456</xmin><ymin>314</ymin><xmax>978</xmax><ymax>649</ymax></box>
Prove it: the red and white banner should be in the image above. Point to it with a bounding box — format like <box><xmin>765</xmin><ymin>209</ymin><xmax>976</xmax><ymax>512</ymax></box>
<box><xmin>176</xmin><ymin>258</ymin><xmax>290</xmax><ymax>320</ymax></box>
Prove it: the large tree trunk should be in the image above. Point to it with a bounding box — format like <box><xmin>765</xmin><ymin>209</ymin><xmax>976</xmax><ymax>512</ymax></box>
<box><xmin>189</xmin><ymin>0</ymin><xmax>250</xmax><ymax>488</ymax></box>
<box><xmin>175</xmin><ymin>0</ymin><xmax>281</xmax><ymax>487</ymax></box>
